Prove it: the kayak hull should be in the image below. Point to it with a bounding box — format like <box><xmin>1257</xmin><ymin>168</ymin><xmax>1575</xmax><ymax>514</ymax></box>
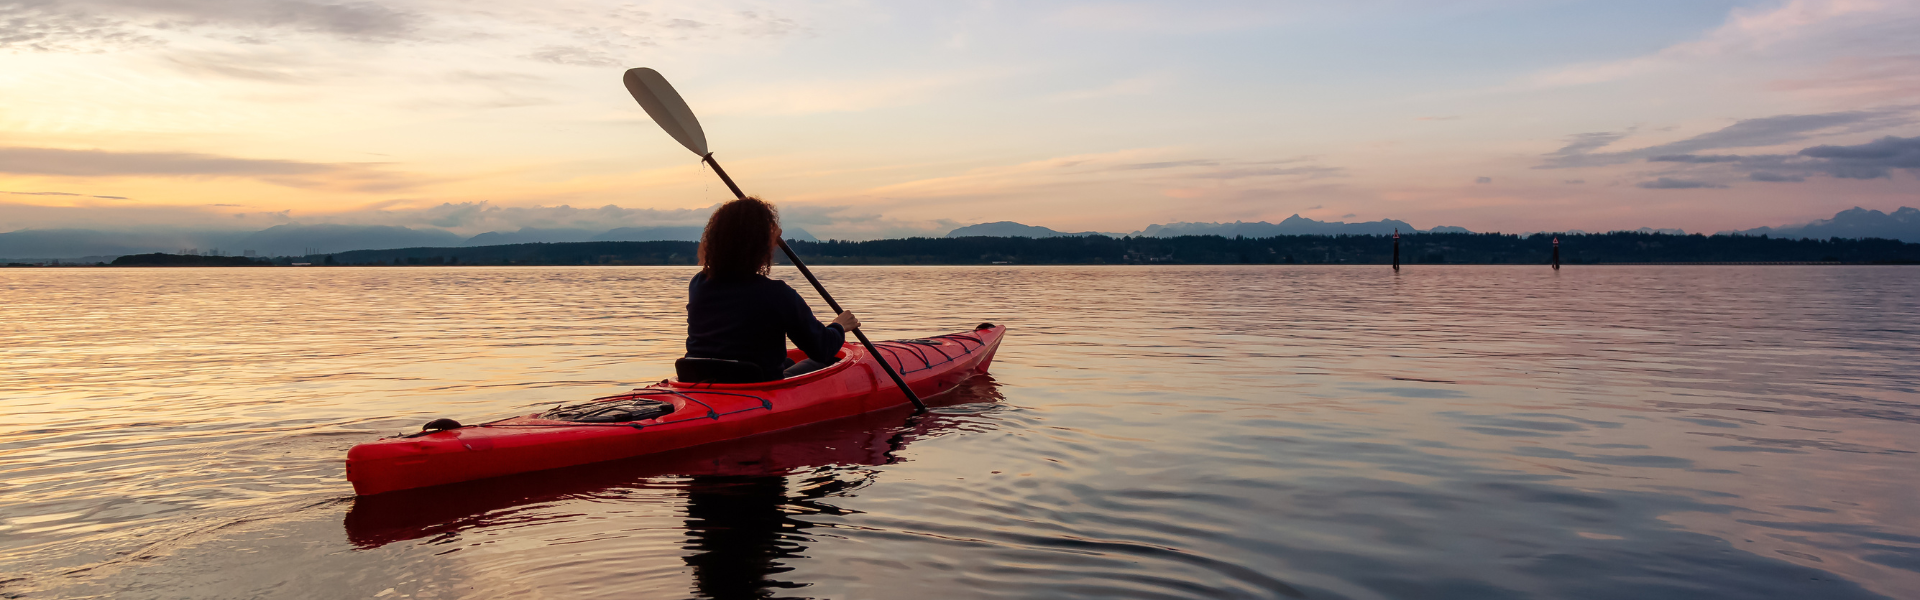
<box><xmin>346</xmin><ymin>324</ymin><xmax>1004</xmax><ymax>496</ymax></box>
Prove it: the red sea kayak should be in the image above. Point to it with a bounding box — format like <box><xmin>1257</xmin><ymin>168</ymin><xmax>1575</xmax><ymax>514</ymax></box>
<box><xmin>346</xmin><ymin>324</ymin><xmax>1005</xmax><ymax>496</ymax></box>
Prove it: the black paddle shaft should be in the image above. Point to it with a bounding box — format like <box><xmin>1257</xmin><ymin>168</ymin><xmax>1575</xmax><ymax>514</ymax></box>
<box><xmin>700</xmin><ymin>153</ymin><xmax>928</xmax><ymax>411</ymax></box>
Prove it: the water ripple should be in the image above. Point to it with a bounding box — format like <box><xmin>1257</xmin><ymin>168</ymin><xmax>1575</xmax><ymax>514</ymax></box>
<box><xmin>2</xmin><ymin>265</ymin><xmax>1917</xmax><ymax>598</ymax></box>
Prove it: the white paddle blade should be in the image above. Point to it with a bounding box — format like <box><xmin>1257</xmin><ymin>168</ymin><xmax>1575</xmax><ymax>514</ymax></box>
<box><xmin>622</xmin><ymin>67</ymin><xmax>709</xmax><ymax>156</ymax></box>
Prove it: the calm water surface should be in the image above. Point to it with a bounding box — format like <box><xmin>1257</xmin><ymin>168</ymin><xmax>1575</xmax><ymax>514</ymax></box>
<box><xmin>2</xmin><ymin>265</ymin><xmax>1917</xmax><ymax>599</ymax></box>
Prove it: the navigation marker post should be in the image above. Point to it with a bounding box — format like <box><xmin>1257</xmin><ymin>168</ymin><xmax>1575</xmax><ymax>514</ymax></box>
<box><xmin>621</xmin><ymin>67</ymin><xmax>928</xmax><ymax>412</ymax></box>
<box><xmin>1392</xmin><ymin>229</ymin><xmax>1401</xmax><ymax>272</ymax></box>
<box><xmin>1552</xmin><ymin>237</ymin><xmax>1561</xmax><ymax>270</ymax></box>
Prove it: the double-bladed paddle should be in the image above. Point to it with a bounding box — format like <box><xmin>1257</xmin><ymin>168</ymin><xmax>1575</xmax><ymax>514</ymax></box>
<box><xmin>622</xmin><ymin>67</ymin><xmax>928</xmax><ymax>412</ymax></box>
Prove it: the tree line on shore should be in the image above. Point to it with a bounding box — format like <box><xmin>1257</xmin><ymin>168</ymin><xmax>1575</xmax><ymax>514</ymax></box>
<box><xmin>106</xmin><ymin>253</ymin><xmax>275</xmax><ymax>266</ymax></box>
<box><xmin>82</xmin><ymin>232</ymin><xmax>1920</xmax><ymax>267</ymax></box>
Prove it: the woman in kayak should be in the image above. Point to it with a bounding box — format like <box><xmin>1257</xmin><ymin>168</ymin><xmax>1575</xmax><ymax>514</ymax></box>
<box><xmin>683</xmin><ymin>197</ymin><xmax>858</xmax><ymax>382</ymax></box>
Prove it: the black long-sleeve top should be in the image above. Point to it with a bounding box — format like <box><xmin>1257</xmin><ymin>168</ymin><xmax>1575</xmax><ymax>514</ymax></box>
<box><xmin>685</xmin><ymin>272</ymin><xmax>845</xmax><ymax>382</ymax></box>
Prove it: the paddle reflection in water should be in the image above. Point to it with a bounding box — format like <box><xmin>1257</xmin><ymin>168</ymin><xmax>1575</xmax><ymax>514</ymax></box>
<box><xmin>345</xmin><ymin>376</ymin><xmax>1005</xmax><ymax>596</ymax></box>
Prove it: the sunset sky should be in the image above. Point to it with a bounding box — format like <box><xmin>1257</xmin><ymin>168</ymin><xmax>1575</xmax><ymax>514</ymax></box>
<box><xmin>2</xmin><ymin>0</ymin><xmax>1917</xmax><ymax>239</ymax></box>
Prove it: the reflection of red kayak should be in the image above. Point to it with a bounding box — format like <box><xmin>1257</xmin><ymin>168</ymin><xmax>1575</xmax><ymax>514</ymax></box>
<box><xmin>346</xmin><ymin>324</ymin><xmax>1006</xmax><ymax>496</ymax></box>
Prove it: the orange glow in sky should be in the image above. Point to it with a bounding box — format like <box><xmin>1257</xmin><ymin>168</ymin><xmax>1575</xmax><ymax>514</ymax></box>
<box><xmin>3</xmin><ymin>0</ymin><xmax>1917</xmax><ymax>239</ymax></box>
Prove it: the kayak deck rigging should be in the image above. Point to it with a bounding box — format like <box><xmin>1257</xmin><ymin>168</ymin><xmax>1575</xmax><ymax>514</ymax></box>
<box><xmin>468</xmin><ymin>387</ymin><xmax>777</xmax><ymax>431</ymax></box>
<box><xmin>870</xmin><ymin>331</ymin><xmax>989</xmax><ymax>374</ymax></box>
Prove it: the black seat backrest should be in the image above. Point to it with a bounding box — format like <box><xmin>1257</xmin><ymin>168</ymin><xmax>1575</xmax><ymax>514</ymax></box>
<box><xmin>675</xmin><ymin>357</ymin><xmax>768</xmax><ymax>384</ymax></box>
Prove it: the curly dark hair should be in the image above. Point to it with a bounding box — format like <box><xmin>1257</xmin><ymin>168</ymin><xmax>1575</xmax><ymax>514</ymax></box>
<box><xmin>698</xmin><ymin>197</ymin><xmax>781</xmax><ymax>278</ymax></box>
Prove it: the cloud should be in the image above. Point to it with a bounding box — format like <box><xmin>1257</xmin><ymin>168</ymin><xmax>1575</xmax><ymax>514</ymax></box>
<box><xmin>1</xmin><ymin>190</ymin><xmax>130</xmax><ymax>199</ymax></box>
<box><xmin>366</xmin><ymin>202</ymin><xmax>718</xmax><ymax>233</ymax></box>
<box><xmin>6</xmin><ymin>0</ymin><xmax>803</xmax><ymax>60</ymax></box>
<box><xmin>817</xmin><ymin>150</ymin><xmax>1354</xmax><ymax>232</ymax></box>
<box><xmin>1634</xmin><ymin>135</ymin><xmax>1920</xmax><ymax>183</ymax></box>
<box><xmin>866</xmin><ymin>149</ymin><xmax>1347</xmax><ymax>204</ymax></box>
<box><xmin>734</xmin><ymin>10</ymin><xmax>801</xmax><ymax>38</ymax></box>
<box><xmin>1547</xmin><ymin>131</ymin><xmax>1629</xmax><ymax>157</ymax></box>
<box><xmin>443</xmin><ymin>70</ymin><xmax>547</xmax><ymax>84</ymax></box>
<box><xmin>860</xmin><ymin>149</ymin><xmax>1154</xmax><ymax>198</ymax></box>
<box><xmin>1112</xmin><ymin>159</ymin><xmax>1219</xmax><ymax>171</ymax></box>
<box><xmin>1637</xmin><ymin>177</ymin><xmax>1727</xmax><ymax>189</ymax></box>
<box><xmin>0</xmin><ymin>200</ymin><xmax>717</xmax><ymax>235</ymax></box>
<box><xmin>187</xmin><ymin>0</ymin><xmax>424</xmax><ymax>42</ymax></box>
<box><xmin>1474</xmin><ymin>177</ymin><xmax>1492</xmax><ymax>184</ymax></box>
<box><xmin>0</xmin><ymin>2</ymin><xmax>155</xmax><ymax>52</ymax></box>
<box><xmin>1649</xmin><ymin>154</ymin><xmax>1745</xmax><ymax>163</ymax></box>
<box><xmin>162</xmin><ymin>48</ymin><xmax>342</xmax><ymax>82</ymax></box>
<box><xmin>1563</xmin><ymin>180</ymin><xmax>1585</xmax><ymax>184</ymax></box>
<box><xmin>0</xmin><ymin>199</ymin><xmax>960</xmax><ymax>241</ymax></box>
<box><xmin>1645</xmin><ymin>111</ymin><xmax>1905</xmax><ymax>155</ymax></box>
<box><xmin>0</xmin><ymin>147</ymin><xmax>424</xmax><ymax>192</ymax></box>
<box><xmin>1416</xmin><ymin>116</ymin><xmax>1461</xmax><ymax>121</ymax></box>
<box><xmin>3</xmin><ymin>190</ymin><xmax>131</xmax><ymax>199</ymax></box>
<box><xmin>776</xmin><ymin>204</ymin><xmax>960</xmax><ymax>240</ymax></box>
<box><xmin>1</xmin><ymin>0</ymin><xmax>427</xmax><ymax>52</ymax></box>
<box><xmin>1521</xmin><ymin>0</ymin><xmax>1901</xmax><ymax>89</ymax></box>
<box><xmin>1539</xmin><ymin>108</ymin><xmax>1912</xmax><ymax>168</ymax></box>
<box><xmin>545</xmin><ymin>6</ymin><xmax>802</xmax><ymax>56</ymax></box>
<box><xmin>0</xmin><ymin>147</ymin><xmax>331</xmax><ymax>177</ymax></box>
<box><xmin>1798</xmin><ymin>135</ymin><xmax>1920</xmax><ymax>179</ymax></box>
<box><xmin>527</xmin><ymin>45</ymin><xmax>622</xmax><ymax>67</ymax></box>
<box><xmin>1194</xmin><ymin>165</ymin><xmax>1344</xmax><ymax>180</ymax></box>
<box><xmin>1768</xmin><ymin>55</ymin><xmax>1920</xmax><ymax>104</ymax></box>
<box><xmin>0</xmin><ymin>201</ymin><xmax>251</xmax><ymax>231</ymax></box>
<box><xmin>1044</xmin><ymin>3</ymin><xmax>1298</xmax><ymax>34</ymax></box>
<box><xmin>1107</xmin><ymin>157</ymin><xmax>1338</xmax><ymax>180</ymax></box>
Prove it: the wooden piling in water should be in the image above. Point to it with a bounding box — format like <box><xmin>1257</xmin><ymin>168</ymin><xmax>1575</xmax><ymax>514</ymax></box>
<box><xmin>1552</xmin><ymin>236</ymin><xmax>1561</xmax><ymax>270</ymax></box>
<box><xmin>1392</xmin><ymin>229</ymin><xmax>1401</xmax><ymax>272</ymax></box>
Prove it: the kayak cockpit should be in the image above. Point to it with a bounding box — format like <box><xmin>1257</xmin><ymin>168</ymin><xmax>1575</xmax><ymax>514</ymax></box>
<box><xmin>669</xmin><ymin>348</ymin><xmax>858</xmax><ymax>389</ymax></box>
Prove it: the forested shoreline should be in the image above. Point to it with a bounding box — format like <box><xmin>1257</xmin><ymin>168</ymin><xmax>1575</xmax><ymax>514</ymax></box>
<box><xmin>275</xmin><ymin>232</ymin><xmax>1920</xmax><ymax>266</ymax></box>
<box><xmin>27</xmin><ymin>232</ymin><xmax>1911</xmax><ymax>267</ymax></box>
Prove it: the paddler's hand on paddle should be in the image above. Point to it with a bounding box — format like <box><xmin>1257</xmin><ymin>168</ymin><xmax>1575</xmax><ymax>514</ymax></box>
<box><xmin>831</xmin><ymin>310</ymin><xmax>860</xmax><ymax>332</ymax></box>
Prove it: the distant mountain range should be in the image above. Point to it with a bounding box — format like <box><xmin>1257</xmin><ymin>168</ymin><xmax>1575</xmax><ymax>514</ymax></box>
<box><xmin>0</xmin><ymin>224</ymin><xmax>816</xmax><ymax>261</ymax></box>
<box><xmin>3</xmin><ymin>207</ymin><xmax>1913</xmax><ymax>261</ymax></box>
<box><xmin>237</xmin><ymin>224</ymin><xmax>466</xmax><ymax>255</ymax></box>
<box><xmin>1133</xmin><ymin>215</ymin><xmax>1470</xmax><ymax>237</ymax></box>
<box><xmin>948</xmin><ymin>215</ymin><xmax>1467</xmax><ymax>239</ymax></box>
<box><xmin>944</xmin><ymin>221</ymin><xmax>1120</xmax><ymax>238</ymax></box>
<box><xmin>464</xmin><ymin>226</ymin><xmax>818</xmax><ymax>245</ymax></box>
<box><xmin>1720</xmin><ymin>207</ymin><xmax>1918</xmax><ymax>242</ymax></box>
<box><xmin>949</xmin><ymin>207</ymin><xmax>1918</xmax><ymax>242</ymax></box>
<box><xmin>0</xmin><ymin>228</ymin><xmax>249</xmax><ymax>262</ymax></box>
<box><xmin>303</xmin><ymin>233</ymin><xmax>1920</xmax><ymax>267</ymax></box>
